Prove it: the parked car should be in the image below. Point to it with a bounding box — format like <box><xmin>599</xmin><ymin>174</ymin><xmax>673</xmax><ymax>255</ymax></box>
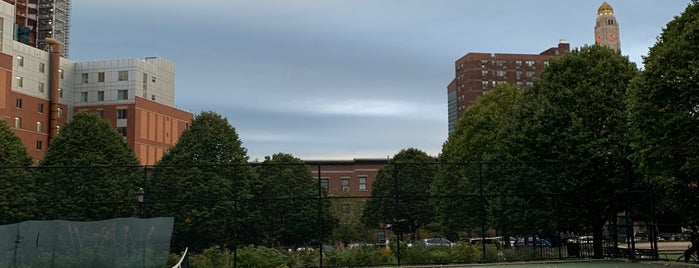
<box><xmin>515</xmin><ymin>237</ymin><xmax>551</xmax><ymax>248</ymax></box>
<box><xmin>421</xmin><ymin>238</ymin><xmax>455</xmax><ymax>247</ymax></box>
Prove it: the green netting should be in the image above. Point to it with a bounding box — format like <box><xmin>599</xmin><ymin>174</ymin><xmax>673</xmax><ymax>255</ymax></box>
<box><xmin>0</xmin><ymin>217</ymin><xmax>173</xmax><ymax>268</ymax></box>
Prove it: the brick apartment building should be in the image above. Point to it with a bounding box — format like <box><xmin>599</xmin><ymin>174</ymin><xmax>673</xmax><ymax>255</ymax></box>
<box><xmin>446</xmin><ymin>40</ymin><xmax>570</xmax><ymax>133</ymax></box>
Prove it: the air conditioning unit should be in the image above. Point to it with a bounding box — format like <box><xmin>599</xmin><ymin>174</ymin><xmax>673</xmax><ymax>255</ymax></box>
<box><xmin>342</xmin><ymin>187</ymin><xmax>350</xmax><ymax>191</ymax></box>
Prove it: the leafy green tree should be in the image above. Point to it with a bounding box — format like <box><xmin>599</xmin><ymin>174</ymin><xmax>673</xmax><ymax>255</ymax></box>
<box><xmin>628</xmin><ymin>0</ymin><xmax>699</xmax><ymax>224</ymax></box>
<box><xmin>329</xmin><ymin>191</ymin><xmax>372</xmax><ymax>247</ymax></box>
<box><xmin>253</xmin><ymin>153</ymin><xmax>337</xmax><ymax>248</ymax></box>
<box><xmin>361</xmin><ymin>148</ymin><xmax>437</xmax><ymax>241</ymax></box>
<box><xmin>150</xmin><ymin>111</ymin><xmax>255</xmax><ymax>252</ymax></box>
<box><xmin>504</xmin><ymin>45</ymin><xmax>638</xmax><ymax>257</ymax></box>
<box><xmin>0</xmin><ymin>120</ymin><xmax>35</xmax><ymax>224</ymax></box>
<box><xmin>434</xmin><ymin>84</ymin><xmax>524</xmax><ymax>241</ymax></box>
<box><xmin>36</xmin><ymin>112</ymin><xmax>141</xmax><ymax>221</ymax></box>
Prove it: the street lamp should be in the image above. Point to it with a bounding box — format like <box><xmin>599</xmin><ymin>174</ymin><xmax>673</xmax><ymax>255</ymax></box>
<box><xmin>135</xmin><ymin>187</ymin><xmax>145</xmax><ymax>218</ymax></box>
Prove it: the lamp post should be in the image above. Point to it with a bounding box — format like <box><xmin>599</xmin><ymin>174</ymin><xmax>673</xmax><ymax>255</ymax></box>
<box><xmin>135</xmin><ymin>187</ymin><xmax>145</xmax><ymax>218</ymax></box>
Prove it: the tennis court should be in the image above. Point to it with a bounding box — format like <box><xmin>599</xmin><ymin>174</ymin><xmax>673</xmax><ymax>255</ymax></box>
<box><xmin>464</xmin><ymin>260</ymin><xmax>697</xmax><ymax>268</ymax></box>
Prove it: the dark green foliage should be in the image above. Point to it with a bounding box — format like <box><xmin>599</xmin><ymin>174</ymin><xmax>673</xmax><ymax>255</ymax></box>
<box><xmin>361</xmin><ymin>148</ymin><xmax>437</xmax><ymax>240</ymax></box>
<box><xmin>628</xmin><ymin>0</ymin><xmax>699</xmax><ymax>223</ymax></box>
<box><xmin>506</xmin><ymin>45</ymin><xmax>638</xmax><ymax>256</ymax></box>
<box><xmin>36</xmin><ymin>112</ymin><xmax>141</xmax><ymax>221</ymax></box>
<box><xmin>0</xmin><ymin>120</ymin><xmax>32</xmax><ymax>166</ymax></box>
<box><xmin>253</xmin><ymin>153</ymin><xmax>338</xmax><ymax>248</ymax></box>
<box><xmin>150</xmin><ymin>111</ymin><xmax>255</xmax><ymax>252</ymax></box>
<box><xmin>434</xmin><ymin>85</ymin><xmax>522</xmax><ymax>236</ymax></box>
<box><xmin>0</xmin><ymin>121</ymin><xmax>34</xmax><ymax>224</ymax></box>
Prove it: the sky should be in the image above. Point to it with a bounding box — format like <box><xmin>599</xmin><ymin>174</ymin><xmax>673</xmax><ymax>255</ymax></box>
<box><xmin>68</xmin><ymin>0</ymin><xmax>691</xmax><ymax>161</ymax></box>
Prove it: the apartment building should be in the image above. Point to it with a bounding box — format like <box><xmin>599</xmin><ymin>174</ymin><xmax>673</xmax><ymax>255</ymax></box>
<box><xmin>0</xmin><ymin>1</ymin><xmax>192</xmax><ymax>165</ymax></box>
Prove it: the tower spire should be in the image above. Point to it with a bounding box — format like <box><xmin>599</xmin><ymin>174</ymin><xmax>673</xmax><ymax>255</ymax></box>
<box><xmin>595</xmin><ymin>2</ymin><xmax>620</xmax><ymax>52</ymax></box>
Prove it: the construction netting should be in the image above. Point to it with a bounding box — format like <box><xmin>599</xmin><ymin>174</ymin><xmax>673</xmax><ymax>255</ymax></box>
<box><xmin>0</xmin><ymin>217</ymin><xmax>174</xmax><ymax>268</ymax></box>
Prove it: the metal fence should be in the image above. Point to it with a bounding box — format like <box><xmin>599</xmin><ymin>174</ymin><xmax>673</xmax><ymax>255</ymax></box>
<box><xmin>0</xmin><ymin>162</ymin><xmax>679</xmax><ymax>267</ymax></box>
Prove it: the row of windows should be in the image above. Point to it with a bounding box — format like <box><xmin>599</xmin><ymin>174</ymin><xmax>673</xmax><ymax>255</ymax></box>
<box><xmin>80</xmin><ymin>90</ymin><xmax>129</xmax><ymax>102</ymax></box>
<box><xmin>15</xmin><ymin>98</ymin><xmax>63</xmax><ymax>116</ymax></box>
<box><xmin>475</xmin><ymin>59</ymin><xmax>548</xmax><ymax>68</ymax></box>
<box><xmin>81</xmin><ymin>71</ymin><xmax>131</xmax><ymax>83</ymax></box>
<box><xmin>320</xmin><ymin>176</ymin><xmax>368</xmax><ymax>192</ymax></box>
<box><xmin>16</xmin><ymin>56</ymin><xmax>45</xmax><ymax>74</ymax></box>
<box><xmin>13</xmin><ymin>117</ymin><xmax>60</xmax><ymax>134</ymax></box>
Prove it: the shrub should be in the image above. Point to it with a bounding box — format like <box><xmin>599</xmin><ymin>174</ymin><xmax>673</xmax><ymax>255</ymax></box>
<box><xmin>450</xmin><ymin>242</ymin><xmax>481</xmax><ymax>263</ymax></box>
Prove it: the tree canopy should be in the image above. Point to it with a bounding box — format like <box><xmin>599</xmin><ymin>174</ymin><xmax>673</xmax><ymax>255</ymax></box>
<box><xmin>36</xmin><ymin>112</ymin><xmax>141</xmax><ymax>220</ymax></box>
<box><xmin>0</xmin><ymin>120</ymin><xmax>34</xmax><ymax>224</ymax></box>
<box><xmin>150</xmin><ymin>111</ymin><xmax>255</xmax><ymax>251</ymax></box>
<box><xmin>253</xmin><ymin>153</ymin><xmax>337</xmax><ymax>248</ymax></box>
<box><xmin>362</xmin><ymin>148</ymin><xmax>437</xmax><ymax>240</ymax></box>
<box><xmin>628</xmin><ymin>0</ymin><xmax>699</xmax><ymax>224</ymax></box>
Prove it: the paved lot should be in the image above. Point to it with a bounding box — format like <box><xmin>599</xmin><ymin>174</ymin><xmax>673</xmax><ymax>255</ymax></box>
<box><xmin>620</xmin><ymin>241</ymin><xmax>691</xmax><ymax>253</ymax></box>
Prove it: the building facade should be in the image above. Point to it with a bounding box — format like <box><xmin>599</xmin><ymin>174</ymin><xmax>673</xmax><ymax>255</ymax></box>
<box><xmin>2</xmin><ymin>0</ymin><xmax>70</xmax><ymax>57</ymax></box>
<box><xmin>446</xmin><ymin>41</ymin><xmax>570</xmax><ymax>133</ymax></box>
<box><xmin>0</xmin><ymin>1</ymin><xmax>192</xmax><ymax>165</ymax></box>
<box><xmin>595</xmin><ymin>2</ymin><xmax>620</xmax><ymax>52</ymax></box>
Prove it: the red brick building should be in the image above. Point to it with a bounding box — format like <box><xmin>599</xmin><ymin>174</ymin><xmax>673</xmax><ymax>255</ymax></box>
<box><xmin>447</xmin><ymin>40</ymin><xmax>570</xmax><ymax>133</ymax></box>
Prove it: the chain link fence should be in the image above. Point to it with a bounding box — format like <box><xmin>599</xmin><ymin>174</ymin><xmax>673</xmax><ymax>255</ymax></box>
<box><xmin>0</xmin><ymin>162</ymin><xmax>677</xmax><ymax>267</ymax></box>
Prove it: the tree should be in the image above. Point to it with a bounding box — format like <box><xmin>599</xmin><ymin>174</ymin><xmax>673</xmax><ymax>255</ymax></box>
<box><xmin>434</xmin><ymin>84</ymin><xmax>524</xmax><ymax>241</ymax></box>
<box><xmin>0</xmin><ymin>120</ymin><xmax>34</xmax><ymax>224</ymax></box>
<box><xmin>627</xmin><ymin>0</ymin><xmax>699</xmax><ymax>224</ymax></box>
<box><xmin>503</xmin><ymin>45</ymin><xmax>638</xmax><ymax>257</ymax></box>
<box><xmin>150</xmin><ymin>111</ymin><xmax>255</xmax><ymax>251</ymax></box>
<box><xmin>253</xmin><ymin>153</ymin><xmax>337</xmax><ymax>248</ymax></box>
<box><xmin>361</xmin><ymin>148</ymin><xmax>437</xmax><ymax>241</ymax></box>
<box><xmin>36</xmin><ymin>112</ymin><xmax>141</xmax><ymax>221</ymax></box>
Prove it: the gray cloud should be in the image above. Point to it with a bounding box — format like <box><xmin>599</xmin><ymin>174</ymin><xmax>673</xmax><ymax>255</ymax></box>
<box><xmin>70</xmin><ymin>0</ymin><xmax>690</xmax><ymax>160</ymax></box>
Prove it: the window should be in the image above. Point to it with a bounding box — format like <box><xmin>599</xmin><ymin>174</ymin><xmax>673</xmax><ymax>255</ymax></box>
<box><xmin>152</xmin><ymin>76</ymin><xmax>156</xmax><ymax>83</ymax></box>
<box><xmin>57</xmin><ymin>108</ymin><xmax>63</xmax><ymax>118</ymax></box>
<box><xmin>96</xmin><ymin>109</ymin><xmax>104</xmax><ymax>118</ymax></box>
<box><xmin>544</xmin><ymin>61</ymin><xmax>549</xmax><ymax>67</ymax></box>
<box><xmin>143</xmin><ymin>73</ymin><xmax>148</xmax><ymax>83</ymax></box>
<box><xmin>525</xmin><ymin>60</ymin><xmax>536</xmax><ymax>67</ymax></box>
<box><xmin>17</xmin><ymin>56</ymin><xmax>23</xmax><ymax>67</ymax></box>
<box><xmin>341</xmin><ymin>203</ymin><xmax>351</xmax><ymax>214</ymax></box>
<box><xmin>526</xmin><ymin>71</ymin><xmax>536</xmax><ymax>78</ymax></box>
<box><xmin>15</xmin><ymin>98</ymin><xmax>22</xmax><ymax>108</ymax></box>
<box><xmin>36</xmin><ymin>140</ymin><xmax>42</xmax><ymax>150</ymax></box>
<box><xmin>117</xmin><ymin>108</ymin><xmax>128</xmax><ymax>119</ymax></box>
<box><xmin>482</xmin><ymin>80</ymin><xmax>488</xmax><ymax>89</ymax></box>
<box><xmin>98</xmin><ymin>91</ymin><xmax>105</xmax><ymax>101</ymax></box>
<box><xmin>341</xmin><ymin>178</ymin><xmax>350</xmax><ymax>191</ymax></box>
<box><xmin>56</xmin><ymin>125</ymin><xmax>60</xmax><ymax>134</ymax></box>
<box><xmin>496</xmin><ymin>70</ymin><xmax>506</xmax><ymax>77</ymax></box>
<box><xmin>98</xmin><ymin>72</ymin><xmax>105</xmax><ymax>82</ymax></box>
<box><xmin>59</xmin><ymin>69</ymin><xmax>63</xmax><ymax>79</ymax></box>
<box><xmin>38</xmin><ymin>82</ymin><xmax>44</xmax><ymax>93</ymax></box>
<box><xmin>481</xmin><ymin>70</ymin><xmax>488</xmax><ymax>76</ymax></box>
<box><xmin>117</xmin><ymin>127</ymin><xmax>127</xmax><ymax>138</ymax></box>
<box><xmin>58</xmin><ymin>88</ymin><xmax>63</xmax><ymax>98</ymax></box>
<box><xmin>151</xmin><ymin>95</ymin><xmax>156</xmax><ymax>101</ymax></box>
<box><xmin>36</xmin><ymin>121</ymin><xmax>43</xmax><ymax>132</ymax></box>
<box><xmin>16</xmin><ymin>76</ymin><xmax>23</xmax><ymax>88</ymax></box>
<box><xmin>81</xmin><ymin>92</ymin><xmax>88</xmax><ymax>102</ymax></box>
<box><xmin>14</xmin><ymin>117</ymin><xmax>21</xmax><ymax>128</ymax></box>
<box><xmin>38</xmin><ymin>103</ymin><xmax>43</xmax><ymax>113</ymax></box>
<box><xmin>515</xmin><ymin>60</ymin><xmax>522</xmax><ymax>67</ymax></box>
<box><xmin>117</xmin><ymin>90</ymin><xmax>128</xmax><ymax>100</ymax></box>
<box><xmin>359</xmin><ymin>176</ymin><xmax>367</xmax><ymax>191</ymax></box>
<box><xmin>480</xmin><ymin>59</ymin><xmax>488</xmax><ymax>66</ymax></box>
<box><xmin>118</xmin><ymin>71</ymin><xmax>128</xmax><ymax>81</ymax></box>
<box><xmin>81</xmin><ymin>73</ymin><xmax>88</xmax><ymax>83</ymax></box>
<box><xmin>516</xmin><ymin>71</ymin><xmax>522</xmax><ymax>80</ymax></box>
<box><xmin>320</xmin><ymin>178</ymin><xmax>329</xmax><ymax>192</ymax></box>
<box><xmin>517</xmin><ymin>81</ymin><xmax>523</xmax><ymax>88</ymax></box>
<box><xmin>496</xmin><ymin>59</ymin><xmax>506</xmax><ymax>66</ymax></box>
<box><xmin>39</xmin><ymin>62</ymin><xmax>45</xmax><ymax>73</ymax></box>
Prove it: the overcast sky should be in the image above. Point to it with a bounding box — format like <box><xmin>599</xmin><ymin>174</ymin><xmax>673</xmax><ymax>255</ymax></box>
<box><xmin>69</xmin><ymin>0</ymin><xmax>690</xmax><ymax>161</ymax></box>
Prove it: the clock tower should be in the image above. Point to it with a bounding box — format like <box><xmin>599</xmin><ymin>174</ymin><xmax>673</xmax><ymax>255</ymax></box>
<box><xmin>595</xmin><ymin>2</ymin><xmax>620</xmax><ymax>52</ymax></box>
